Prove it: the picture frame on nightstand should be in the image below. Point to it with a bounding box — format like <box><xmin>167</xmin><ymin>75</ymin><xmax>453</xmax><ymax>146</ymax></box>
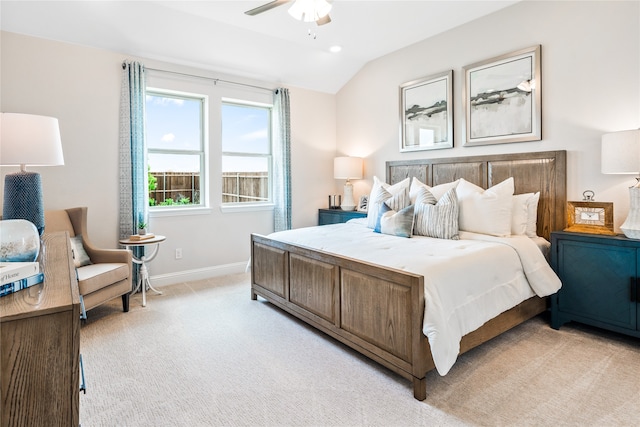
<box><xmin>565</xmin><ymin>200</ymin><xmax>615</xmax><ymax>235</ymax></box>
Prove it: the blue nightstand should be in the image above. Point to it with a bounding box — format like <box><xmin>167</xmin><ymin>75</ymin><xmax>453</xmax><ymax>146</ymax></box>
<box><xmin>318</xmin><ymin>209</ymin><xmax>366</xmax><ymax>225</ymax></box>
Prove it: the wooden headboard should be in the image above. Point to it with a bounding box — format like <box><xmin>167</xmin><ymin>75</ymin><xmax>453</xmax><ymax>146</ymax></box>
<box><xmin>386</xmin><ymin>150</ymin><xmax>567</xmax><ymax>240</ymax></box>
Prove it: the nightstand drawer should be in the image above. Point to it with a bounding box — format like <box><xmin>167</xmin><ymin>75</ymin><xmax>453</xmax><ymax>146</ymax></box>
<box><xmin>318</xmin><ymin>209</ymin><xmax>366</xmax><ymax>225</ymax></box>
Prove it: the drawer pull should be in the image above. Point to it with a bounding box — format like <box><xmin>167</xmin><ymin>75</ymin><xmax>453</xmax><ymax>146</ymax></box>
<box><xmin>631</xmin><ymin>277</ymin><xmax>639</xmax><ymax>303</ymax></box>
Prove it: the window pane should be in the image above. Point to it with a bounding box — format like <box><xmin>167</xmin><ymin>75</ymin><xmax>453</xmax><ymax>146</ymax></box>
<box><xmin>222</xmin><ymin>156</ymin><xmax>269</xmax><ymax>203</ymax></box>
<box><xmin>221</xmin><ymin>103</ymin><xmax>270</xmax><ymax>154</ymax></box>
<box><xmin>146</xmin><ymin>94</ymin><xmax>202</xmax><ymax>151</ymax></box>
<box><xmin>148</xmin><ymin>153</ymin><xmax>201</xmax><ymax>206</ymax></box>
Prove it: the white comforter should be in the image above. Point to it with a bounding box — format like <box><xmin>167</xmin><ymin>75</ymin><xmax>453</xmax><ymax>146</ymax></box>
<box><xmin>266</xmin><ymin>220</ymin><xmax>561</xmax><ymax>375</ymax></box>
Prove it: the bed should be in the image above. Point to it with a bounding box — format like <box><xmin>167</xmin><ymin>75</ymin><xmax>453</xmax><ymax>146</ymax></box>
<box><xmin>250</xmin><ymin>150</ymin><xmax>566</xmax><ymax>400</ymax></box>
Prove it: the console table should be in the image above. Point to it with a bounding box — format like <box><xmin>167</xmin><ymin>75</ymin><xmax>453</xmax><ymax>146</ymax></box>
<box><xmin>1</xmin><ymin>232</ymin><xmax>81</xmax><ymax>426</ymax></box>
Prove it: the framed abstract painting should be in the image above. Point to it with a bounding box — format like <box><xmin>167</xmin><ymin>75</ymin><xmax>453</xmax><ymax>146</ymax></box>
<box><xmin>463</xmin><ymin>45</ymin><xmax>541</xmax><ymax>146</ymax></box>
<box><xmin>400</xmin><ymin>70</ymin><xmax>453</xmax><ymax>152</ymax></box>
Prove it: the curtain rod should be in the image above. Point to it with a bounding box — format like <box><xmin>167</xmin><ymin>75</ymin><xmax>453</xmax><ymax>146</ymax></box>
<box><xmin>123</xmin><ymin>62</ymin><xmax>275</xmax><ymax>93</ymax></box>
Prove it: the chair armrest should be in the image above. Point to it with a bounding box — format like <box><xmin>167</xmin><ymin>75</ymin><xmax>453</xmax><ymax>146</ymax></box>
<box><xmin>87</xmin><ymin>247</ymin><xmax>132</xmax><ymax>265</ymax></box>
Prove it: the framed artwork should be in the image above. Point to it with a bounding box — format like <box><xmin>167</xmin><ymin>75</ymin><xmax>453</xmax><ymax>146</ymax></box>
<box><xmin>357</xmin><ymin>195</ymin><xmax>369</xmax><ymax>212</ymax></box>
<box><xmin>400</xmin><ymin>70</ymin><xmax>453</xmax><ymax>152</ymax></box>
<box><xmin>463</xmin><ymin>45</ymin><xmax>541</xmax><ymax>146</ymax></box>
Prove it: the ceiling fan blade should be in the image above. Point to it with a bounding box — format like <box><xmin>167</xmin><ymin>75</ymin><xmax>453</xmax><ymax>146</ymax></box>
<box><xmin>316</xmin><ymin>14</ymin><xmax>331</xmax><ymax>26</ymax></box>
<box><xmin>245</xmin><ymin>0</ymin><xmax>291</xmax><ymax>16</ymax></box>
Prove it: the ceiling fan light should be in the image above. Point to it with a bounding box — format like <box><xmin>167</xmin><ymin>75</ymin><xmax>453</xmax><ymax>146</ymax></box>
<box><xmin>288</xmin><ymin>0</ymin><xmax>332</xmax><ymax>22</ymax></box>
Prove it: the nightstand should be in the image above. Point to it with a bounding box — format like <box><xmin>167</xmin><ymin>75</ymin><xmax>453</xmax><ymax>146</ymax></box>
<box><xmin>318</xmin><ymin>209</ymin><xmax>366</xmax><ymax>225</ymax></box>
<box><xmin>550</xmin><ymin>231</ymin><xmax>640</xmax><ymax>338</ymax></box>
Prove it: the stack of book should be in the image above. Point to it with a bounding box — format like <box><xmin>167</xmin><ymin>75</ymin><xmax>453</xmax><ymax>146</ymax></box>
<box><xmin>0</xmin><ymin>262</ymin><xmax>44</xmax><ymax>297</ymax></box>
<box><xmin>128</xmin><ymin>233</ymin><xmax>155</xmax><ymax>241</ymax></box>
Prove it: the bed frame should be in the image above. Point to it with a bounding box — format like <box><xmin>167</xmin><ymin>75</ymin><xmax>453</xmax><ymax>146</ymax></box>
<box><xmin>251</xmin><ymin>150</ymin><xmax>566</xmax><ymax>400</ymax></box>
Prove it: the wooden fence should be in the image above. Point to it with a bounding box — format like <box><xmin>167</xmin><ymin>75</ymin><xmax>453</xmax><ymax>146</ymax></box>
<box><xmin>149</xmin><ymin>171</ymin><xmax>268</xmax><ymax>205</ymax></box>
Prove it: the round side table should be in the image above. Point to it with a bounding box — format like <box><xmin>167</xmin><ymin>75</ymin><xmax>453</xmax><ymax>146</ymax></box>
<box><xmin>119</xmin><ymin>235</ymin><xmax>166</xmax><ymax>307</ymax></box>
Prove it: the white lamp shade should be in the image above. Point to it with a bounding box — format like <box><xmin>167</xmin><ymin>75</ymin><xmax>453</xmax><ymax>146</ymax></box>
<box><xmin>288</xmin><ymin>0</ymin><xmax>332</xmax><ymax>22</ymax></box>
<box><xmin>1</xmin><ymin>113</ymin><xmax>64</xmax><ymax>167</ymax></box>
<box><xmin>601</xmin><ymin>129</ymin><xmax>640</xmax><ymax>174</ymax></box>
<box><xmin>334</xmin><ymin>157</ymin><xmax>363</xmax><ymax>180</ymax></box>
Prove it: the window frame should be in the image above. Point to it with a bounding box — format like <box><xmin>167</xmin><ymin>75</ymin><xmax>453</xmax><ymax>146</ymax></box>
<box><xmin>145</xmin><ymin>87</ymin><xmax>209</xmax><ymax>212</ymax></box>
<box><xmin>220</xmin><ymin>98</ymin><xmax>274</xmax><ymax>210</ymax></box>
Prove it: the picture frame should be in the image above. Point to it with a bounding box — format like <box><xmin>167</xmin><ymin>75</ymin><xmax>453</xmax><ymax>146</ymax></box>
<box><xmin>463</xmin><ymin>45</ymin><xmax>541</xmax><ymax>146</ymax></box>
<box><xmin>400</xmin><ymin>70</ymin><xmax>453</xmax><ymax>152</ymax></box>
<box><xmin>565</xmin><ymin>200</ymin><xmax>615</xmax><ymax>235</ymax></box>
<box><xmin>357</xmin><ymin>195</ymin><xmax>369</xmax><ymax>212</ymax></box>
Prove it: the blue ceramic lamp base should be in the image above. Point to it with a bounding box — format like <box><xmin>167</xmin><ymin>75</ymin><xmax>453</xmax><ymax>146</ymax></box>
<box><xmin>3</xmin><ymin>171</ymin><xmax>45</xmax><ymax>235</ymax></box>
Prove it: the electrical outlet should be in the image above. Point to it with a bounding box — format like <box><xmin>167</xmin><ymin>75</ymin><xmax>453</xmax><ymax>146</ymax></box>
<box><xmin>175</xmin><ymin>248</ymin><xmax>183</xmax><ymax>259</ymax></box>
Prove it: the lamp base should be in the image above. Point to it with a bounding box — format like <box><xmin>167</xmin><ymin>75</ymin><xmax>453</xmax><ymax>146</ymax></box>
<box><xmin>341</xmin><ymin>181</ymin><xmax>356</xmax><ymax>211</ymax></box>
<box><xmin>621</xmin><ymin>186</ymin><xmax>640</xmax><ymax>239</ymax></box>
<box><xmin>3</xmin><ymin>171</ymin><xmax>45</xmax><ymax>235</ymax></box>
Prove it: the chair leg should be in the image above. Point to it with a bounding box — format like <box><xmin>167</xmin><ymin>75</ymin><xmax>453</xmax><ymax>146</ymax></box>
<box><xmin>122</xmin><ymin>293</ymin><xmax>130</xmax><ymax>312</ymax></box>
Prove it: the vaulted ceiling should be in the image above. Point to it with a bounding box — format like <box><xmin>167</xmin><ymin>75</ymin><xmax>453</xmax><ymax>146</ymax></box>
<box><xmin>0</xmin><ymin>1</ymin><xmax>519</xmax><ymax>93</ymax></box>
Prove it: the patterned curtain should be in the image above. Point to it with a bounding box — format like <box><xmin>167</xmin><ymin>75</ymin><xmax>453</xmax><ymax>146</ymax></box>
<box><xmin>273</xmin><ymin>88</ymin><xmax>292</xmax><ymax>232</ymax></box>
<box><xmin>119</xmin><ymin>61</ymin><xmax>147</xmax><ymax>281</ymax></box>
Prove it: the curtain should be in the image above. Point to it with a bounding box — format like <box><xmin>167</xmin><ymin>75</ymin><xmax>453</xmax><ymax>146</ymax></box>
<box><xmin>272</xmin><ymin>88</ymin><xmax>292</xmax><ymax>232</ymax></box>
<box><xmin>119</xmin><ymin>61</ymin><xmax>147</xmax><ymax>282</ymax></box>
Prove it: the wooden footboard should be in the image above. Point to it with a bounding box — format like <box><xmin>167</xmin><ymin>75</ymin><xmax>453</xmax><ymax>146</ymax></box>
<box><xmin>250</xmin><ymin>233</ymin><xmax>546</xmax><ymax>400</ymax></box>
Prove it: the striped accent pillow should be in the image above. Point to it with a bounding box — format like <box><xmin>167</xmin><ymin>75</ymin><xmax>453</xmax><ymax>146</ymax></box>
<box><xmin>413</xmin><ymin>187</ymin><xmax>459</xmax><ymax>240</ymax></box>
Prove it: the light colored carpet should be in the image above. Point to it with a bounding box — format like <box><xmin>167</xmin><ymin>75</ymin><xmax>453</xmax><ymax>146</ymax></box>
<box><xmin>80</xmin><ymin>273</ymin><xmax>640</xmax><ymax>426</ymax></box>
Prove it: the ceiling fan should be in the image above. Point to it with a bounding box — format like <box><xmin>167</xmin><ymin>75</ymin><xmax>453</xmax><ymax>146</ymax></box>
<box><xmin>245</xmin><ymin>0</ymin><xmax>332</xmax><ymax>26</ymax></box>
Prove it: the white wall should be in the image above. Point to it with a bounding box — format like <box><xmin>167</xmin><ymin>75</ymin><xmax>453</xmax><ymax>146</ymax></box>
<box><xmin>0</xmin><ymin>31</ymin><xmax>337</xmax><ymax>283</ymax></box>
<box><xmin>336</xmin><ymin>1</ymin><xmax>640</xmax><ymax>231</ymax></box>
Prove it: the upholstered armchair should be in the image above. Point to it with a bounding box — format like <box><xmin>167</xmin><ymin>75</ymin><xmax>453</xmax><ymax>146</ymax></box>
<box><xmin>44</xmin><ymin>207</ymin><xmax>132</xmax><ymax>317</ymax></box>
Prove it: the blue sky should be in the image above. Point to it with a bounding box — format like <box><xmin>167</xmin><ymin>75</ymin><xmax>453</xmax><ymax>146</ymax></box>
<box><xmin>145</xmin><ymin>94</ymin><xmax>270</xmax><ymax>173</ymax></box>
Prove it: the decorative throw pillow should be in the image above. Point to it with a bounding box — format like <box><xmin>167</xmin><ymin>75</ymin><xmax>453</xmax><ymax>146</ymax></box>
<box><xmin>366</xmin><ymin>176</ymin><xmax>410</xmax><ymax>228</ymax></box>
<box><xmin>409</xmin><ymin>177</ymin><xmax>459</xmax><ymax>203</ymax></box>
<box><xmin>413</xmin><ymin>187</ymin><xmax>459</xmax><ymax>240</ymax></box>
<box><xmin>70</xmin><ymin>235</ymin><xmax>92</xmax><ymax>268</ymax></box>
<box><xmin>456</xmin><ymin>177</ymin><xmax>514</xmax><ymax>237</ymax></box>
<box><xmin>374</xmin><ymin>203</ymin><xmax>414</xmax><ymax>238</ymax></box>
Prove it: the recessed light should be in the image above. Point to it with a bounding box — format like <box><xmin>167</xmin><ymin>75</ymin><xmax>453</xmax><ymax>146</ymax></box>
<box><xmin>329</xmin><ymin>45</ymin><xmax>342</xmax><ymax>53</ymax></box>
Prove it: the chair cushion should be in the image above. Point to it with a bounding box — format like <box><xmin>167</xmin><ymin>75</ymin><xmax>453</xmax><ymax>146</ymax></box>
<box><xmin>77</xmin><ymin>263</ymin><xmax>129</xmax><ymax>295</ymax></box>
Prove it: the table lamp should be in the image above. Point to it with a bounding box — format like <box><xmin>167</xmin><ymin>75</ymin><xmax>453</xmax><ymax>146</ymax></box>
<box><xmin>1</xmin><ymin>113</ymin><xmax>64</xmax><ymax>235</ymax></box>
<box><xmin>601</xmin><ymin>129</ymin><xmax>640</xmax><ymax>238</ymax></box>
<box><xmin>334</xmin><ymin>156</ymin><xmax>363</xmax><ymax>211</ymax></box>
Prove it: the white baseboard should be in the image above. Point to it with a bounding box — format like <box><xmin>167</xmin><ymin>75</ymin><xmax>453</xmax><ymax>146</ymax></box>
<box><xmin>149</xmin><ymin>261</ymin><xmax>249</xmax><ymax>287</ymax></box>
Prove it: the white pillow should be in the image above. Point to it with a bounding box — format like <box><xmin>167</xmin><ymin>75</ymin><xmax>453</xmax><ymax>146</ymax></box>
<box><xmin>511</xmin><ymin>193</ymin><xmax>533</xmax><ymax>235</ymax></box>
<box><xmin>366</xmin><ymin>176</ymin><xmax>410</xmax><ymax>228</ymax></box>
<box><xmin>457</xmin><ymin>177</ymin><xmax>514</xmax><ymax>237</ymax></box>
<box><xmin>511</xmin><ymin>192</ymin><xmax>541</xmax><ymax>236</ymax></box>
<box><xmin>409</xmin><ymin>177</ymin><xmax>459</xmax><ymax>203</ymax></box>
<box><xmin>526</xmin><ymin>192</ymin><xmax>541</xmax><ymax>237</ymax></box>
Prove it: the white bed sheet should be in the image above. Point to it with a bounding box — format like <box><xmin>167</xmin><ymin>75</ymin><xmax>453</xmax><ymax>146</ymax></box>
<box><xmin>266</xmin><ymin>220</ymin><xmax>561</xmax><ymax>375</ymax></box>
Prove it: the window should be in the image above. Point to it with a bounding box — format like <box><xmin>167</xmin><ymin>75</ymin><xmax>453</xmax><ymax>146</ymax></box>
<box><xmin>145</xmin><ymin>89</ymin><xmax>206</xmax><ymax>208</ymax></box>
<box><xmin>221</xmin><ymin>101</ymin><xmax>272</xmax><ymax>205</ymax></box>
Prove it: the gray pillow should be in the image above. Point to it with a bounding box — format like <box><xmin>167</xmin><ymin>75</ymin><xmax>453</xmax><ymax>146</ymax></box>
<box><xmin>413</xmin><ymin>187</ymin><xmax>459</xmax><ymax>240</ymax></box>
<box><xmin>70</xmin><ymin>235</ymin><xmax>92</xmax><ymax>268</ymax></box>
